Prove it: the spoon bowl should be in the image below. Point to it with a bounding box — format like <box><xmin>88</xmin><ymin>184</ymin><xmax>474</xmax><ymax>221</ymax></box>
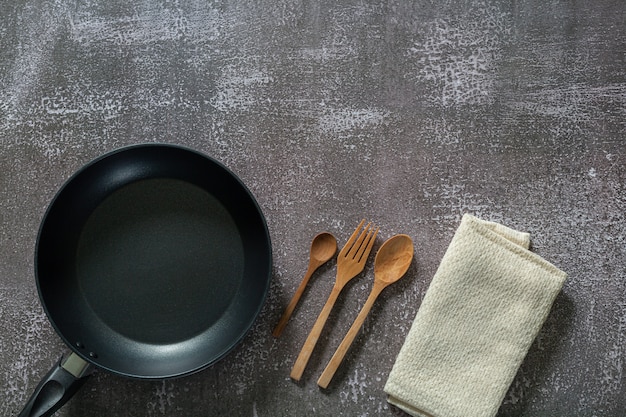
<box><xmin>374</xmin><ymin>234</ymin><xmax>414</xmax><ymax>284</ymax></box>
<box><xmin>311</xmin><ymin>232</ymin><xmax>339</xmax><ymax>264</ymax></box>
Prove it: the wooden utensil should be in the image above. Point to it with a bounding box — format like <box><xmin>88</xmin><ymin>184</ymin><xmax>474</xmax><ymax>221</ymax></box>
<box><xmin>272</xmin><ymin>232</ymin><xmax>338</xmax><ymax>338</ymax></box>
<box><xmin>317</xmin><ymin>234</ymin><xmax>413</xmax><ymax>388</ymax></box>
<box><xmin>290</xmin><ymin>220</ymin><xmax>378</xmax><ymax>382</ymax></box>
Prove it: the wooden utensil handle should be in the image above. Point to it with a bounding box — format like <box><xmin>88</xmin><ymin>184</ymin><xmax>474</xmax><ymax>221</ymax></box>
<box><xmin>272</xmin><ymin>264</ymin><xmax>317</xmax><ymax>338</ymax></box>
<box><xmin>290</xmin><ymin>285</ymin><xmax>341</xmax><ymax>381</ymax></box>
<box><xmin>317</xmin><ymin>284</ymin><xmax>384</xmax><ymax>388</ymax></box>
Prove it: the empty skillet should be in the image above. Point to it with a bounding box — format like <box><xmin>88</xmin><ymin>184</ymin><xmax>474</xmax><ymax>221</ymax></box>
<box><xmin>19</xmin><ymin>144</ymin><xmax>272</xmax><ymax>416</ymax></box>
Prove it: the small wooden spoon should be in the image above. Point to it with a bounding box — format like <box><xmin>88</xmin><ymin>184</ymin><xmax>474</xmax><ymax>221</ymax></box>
<box><xmin>317</xmin><ymin>234</ymin><xmax>414</xmax><ymax>388</ymax></box>
<box><xmin>272</xmin><ymin>232</ymin><xmax>338</xmax><ymax>337</ymax></box>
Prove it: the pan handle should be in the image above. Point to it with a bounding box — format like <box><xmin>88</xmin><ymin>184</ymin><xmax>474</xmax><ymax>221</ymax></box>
<box><xmin>18</xmin><ymin>352</ymin><xmax>92</xmax><ymax>417</ymax></box>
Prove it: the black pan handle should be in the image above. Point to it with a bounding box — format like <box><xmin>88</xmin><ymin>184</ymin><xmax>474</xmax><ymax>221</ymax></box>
<box><xmin>18</xmin><ymin>353</ymin><xmax>92</xmax><ymax>417</ymax></box>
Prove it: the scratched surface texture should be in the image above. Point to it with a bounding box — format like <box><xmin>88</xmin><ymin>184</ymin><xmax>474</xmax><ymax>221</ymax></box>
<box><xmin>1</xmin><ymin>0</ymin><xmax>625</xmax><ymax>416</ymax></box>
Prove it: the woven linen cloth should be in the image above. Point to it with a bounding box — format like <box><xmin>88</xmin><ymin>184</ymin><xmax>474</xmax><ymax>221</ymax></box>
<box><xmin>384</xmin><ymin>214</ymin><xmax>566</xmax><ymax>417</ymax></box>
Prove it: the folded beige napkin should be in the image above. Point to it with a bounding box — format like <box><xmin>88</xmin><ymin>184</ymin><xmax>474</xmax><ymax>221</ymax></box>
<box><xmin>384</xmin><ymin>214</ymin><xmax>566</xmax><ymax>417</ymax></box>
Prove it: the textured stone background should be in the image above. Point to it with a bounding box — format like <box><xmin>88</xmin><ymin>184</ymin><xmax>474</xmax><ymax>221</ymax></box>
<box><xmin>1</xmin><ymin>0</ymin><xmax>624</xmax><ymax>416</ymax></box>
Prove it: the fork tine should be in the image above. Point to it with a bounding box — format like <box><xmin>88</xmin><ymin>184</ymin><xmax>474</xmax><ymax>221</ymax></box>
<box><xmin>346</xmin><ymin>222</ymin><xmax>371</xmax><ymax>260</ymax></box>
<box><xmin>339</xmin><ymin>219</ymin><xmax>366</xmax><ymax>257</ymax></box>
<box><xmin>355</xmin><ymin>226</ymin><xmax>379</xmax><ymax>262</ymax></box>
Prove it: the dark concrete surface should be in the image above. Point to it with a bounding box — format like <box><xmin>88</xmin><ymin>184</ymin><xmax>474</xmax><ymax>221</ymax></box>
<box><xmin>1</xmin><ymin>0</ymin><xmax>624</xmax><ymax>416</ymax></box>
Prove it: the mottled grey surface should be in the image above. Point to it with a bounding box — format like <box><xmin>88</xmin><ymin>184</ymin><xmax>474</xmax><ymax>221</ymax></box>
<box><xmin>1</xmin><ymin>0</ymin><xmax>624</xmax><ymax>416</ymax></box>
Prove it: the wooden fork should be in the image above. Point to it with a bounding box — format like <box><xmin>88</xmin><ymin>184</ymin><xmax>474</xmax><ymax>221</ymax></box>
<box><xmin>290</xmin><ymin>220</ymin><xmax>379</xmax><ymax>382</ymax></box>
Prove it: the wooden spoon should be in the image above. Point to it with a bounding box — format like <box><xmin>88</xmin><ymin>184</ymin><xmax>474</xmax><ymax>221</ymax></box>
<box><xmin>317</xmin><ymin>234</ymin><xmax>414</xmax><ymax>388</ymax></box>
<box><xmin>272</xmin><ymin>232</ymin><xmax>337</xmax><ymax>337</ymax></box>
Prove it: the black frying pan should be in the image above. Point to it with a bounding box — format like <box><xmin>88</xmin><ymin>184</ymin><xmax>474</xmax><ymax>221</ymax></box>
<box><xmin>19</xmin><ymin>144</ymin><xmax>272</xmax><ymax>416</ymax></box>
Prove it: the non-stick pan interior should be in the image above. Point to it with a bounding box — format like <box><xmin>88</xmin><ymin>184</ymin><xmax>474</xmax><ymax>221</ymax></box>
<box><xmin>36</xmin><ymin>144</ymin><xmax>271</xmax><ymax>378</ymax></box>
